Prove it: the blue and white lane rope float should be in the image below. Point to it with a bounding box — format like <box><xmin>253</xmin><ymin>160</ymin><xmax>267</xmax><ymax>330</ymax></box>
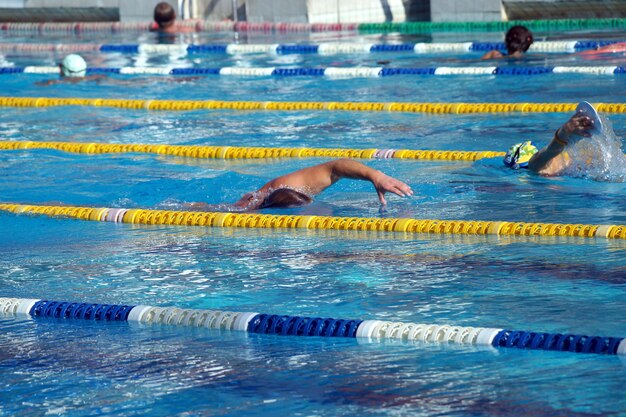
<box><xmin>0</xmin><ymin>40</ymin><xmax>621</xmax><ymax>55</ymax></box>
<box><xmin>3</xmin><ymin>65</ymin><xmax>625</xmax><ymax>77</ymax></box>
<box><xmin>1</xmin><ymin>297</ymin><xmax>624</xmax><ymax>356</ymax></box>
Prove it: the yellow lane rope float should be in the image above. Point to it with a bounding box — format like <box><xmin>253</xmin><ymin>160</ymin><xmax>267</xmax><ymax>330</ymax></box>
<box><xmin>0</xmin><ymin>141</ymin><xmax>506</xmax><ymax>162</ymax></box>
<box><xmin>0</xmin><ymin>204</ymin><xmax>624</xmax><ymax>240</ymax></box>
<box><xmin>1</xmin><ymin>97</ymin><xmax>626</xmax><ymax>114</ymax></box>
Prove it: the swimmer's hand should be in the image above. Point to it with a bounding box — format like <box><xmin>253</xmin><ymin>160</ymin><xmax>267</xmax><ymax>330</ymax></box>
<box><xmin>234</xmin><ymin>192</ymin><xmax>256</xmax><ymax>209</ymax></box>
<box><xmin>233</xmin><ymin>191</ymin><xmax>269</xmax><ymax>210</ymax></box>
<box><xmin>184</xmin><ymin>202</ymin><xmax>211</xmax><ymax>210</ymax></box>
<box><xmin>372</xmin><ymin>172</ymin><xmax>413</xmax><ymax>205</ymax></box>
<box><xmin>34</xmin><ymin>79</ymin><xmax>57</xmax><ymax>86</ymax></box>
<box><xmin>557</xmin><ymin>114</ymin><xmax>594</xmax><ymax>145</ymax></box>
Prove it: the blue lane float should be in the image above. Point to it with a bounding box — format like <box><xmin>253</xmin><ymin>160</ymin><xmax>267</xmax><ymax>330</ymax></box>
<box><xmin>0</xmin><ymin>40</ymin><xmax>623</xmax><ymax>55</ymax></box>
<box><xmin>1</xmin><ymin>297</ymin><xmax>624</xmax><ymax>356</ymax></box>
<box><xmin>3</xmin><ymin>65</ymin><xmax>625</xmax><ymax>78</ymax></box>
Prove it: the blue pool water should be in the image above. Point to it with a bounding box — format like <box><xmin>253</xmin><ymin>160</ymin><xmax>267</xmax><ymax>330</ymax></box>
<box><xmin>1</xmin><ymin>28</ymin><xmax>626</xmax><ymax>416</ymax></box>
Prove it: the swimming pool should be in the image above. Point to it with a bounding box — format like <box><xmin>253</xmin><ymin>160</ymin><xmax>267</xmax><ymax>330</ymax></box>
<box><xmin>1</xmin><ymin>26</ymin><xmax>626</xmax><ymax>416</ymax></box>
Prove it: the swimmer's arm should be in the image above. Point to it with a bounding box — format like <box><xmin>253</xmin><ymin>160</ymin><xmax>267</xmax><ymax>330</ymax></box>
<box><xmin>246</xmin><ymin>159</ymin><xmax>412</xmax><ymax>205</ymax></box>
<box><xmin>34</xmin><ymin>79</ymin><xmax>59</xmax><ymax>86</ymax></box>
<box><xmin>231</xmin><ymin>164</ymin><xmax>336</xmax><ymax>208</ymax></box>
<box><xmin>184</xmin><ymin>202</ymin><xmax>212</xmax><ymax>210</ymax></box>
<box><xmin>35</xmin><ymin>76</ymin><xmax>103</xmax><ymax>86</ymax></box>
<box><xmin>326</xmin><ymin>159</ymin><xmax>413</xmax><ymax>205</ymax></box>
<box><xmin>527</xmin><ymin>131</ymin><xmax>567</xmax><ymax>174</ymax></box>
<box><xmin>581</xmin><ymin>41</ymin><xmax>626</xmax><ymax>55</ymax></box>
<box><xmin>183</xmin><ymin>202</ymin><xmax>230</xmax><ymax>211</ymax></box>
<box><xmin>264</xmin><ymin>159</ymin><xmax>402</xmax><ymax>195</ymax></box>
<box><xmin>481</xmin><ymin>50</ymin><xmax>503</xmax><ymax>60</ymax></box>
<box><xmin>528</xmin><ymin>114</ymin><xmax>594</xmax><ymax>174</ymax></box>
<box><xmin>86</xmin><ymin>74</ymin><xmax>107</xmax><ymax>82</ymax></box>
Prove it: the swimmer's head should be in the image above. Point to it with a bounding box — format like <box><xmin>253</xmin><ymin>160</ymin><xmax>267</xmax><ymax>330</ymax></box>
<box><xmin>60</xmin><ymin>54</ymin><xmax>87</xmax><ymax>78</ymax></box>
<box><xmin>505</xmin><ymin>25</ymin><xmax>533</xmax><ymax>55</ymax></box>
<box><xmin>154</xmin><ymin>2</ymin><xmax>176</xmax><ymax>29</ymax></box>
<box><xmin>260</xmin><ymin>188</ymin><xmax>313</xmax><ymax>209</ymax></box>
<box><xmin>504</xmin><ymin>141</ymin><xmax>538</xmax><ymax>169</ymax></box>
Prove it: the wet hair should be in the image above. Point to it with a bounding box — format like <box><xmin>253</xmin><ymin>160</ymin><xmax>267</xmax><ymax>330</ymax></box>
<box><xmin>505</xmin><ymin>25</ymin><xmax>533</xmax><ymax>55</ymax></box>
<box><xmin>154</xmin><ymin>2</ymin><xmax>176</xmax><ymax>28</ymax></box>
<box><xmin>260</xmin><ymin>188</ymin><xmax>313</xmax><ymax>209</ymax></box>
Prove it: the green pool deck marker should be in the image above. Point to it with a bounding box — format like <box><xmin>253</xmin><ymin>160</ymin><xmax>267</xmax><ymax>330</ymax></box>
<box><xmin>358</xmin><ymin>18</ymin><xmax>626</xmax><ymax>34</ymax></box>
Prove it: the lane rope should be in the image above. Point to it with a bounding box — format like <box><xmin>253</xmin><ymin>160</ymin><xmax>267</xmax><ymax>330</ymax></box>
<box><xmin>0</xmin><ymin>21</ymin><xmax>358</xmax><ymax>33</ymax></box>
<box><xmin>0</xmin><ymin>141</ymin><xmax>506</xmax><ymax>161</ymax></box>
<box><xmin>3</xmin><ymin>65</ymin><xmax>624</xmax><ymax>77</ymax></box>
<box><xmin>1</xmin><ymin>18</ymin><xmax>625</xmax><ymax>33</ymax></box>
<box><xmin>5</xmin><ymin>141</ymin><xmax>624</xmax><ymax>162</ymax></box>
<box><xmin>0</xmin><ymin>203</ymin><xmax>624</xmax><ymax>240</ymax></box>
<box><xmin>358</xmin><ymin>19</ymin><xmax>626</xmax><ymax>34</ymax></box>
<box><xmin>1</xmin><ymin>97</ymin><xmax>625</xmax><ymax>114</ymax></box>
<box><xmin>0</xmin><ymin>40</ymin><xmax>621</xmax><ymax>55</ymax></box>
<box><xmin>0</xmin><ymin>297</ymin><xmax>623</xmax><ymax>356</ymax></box>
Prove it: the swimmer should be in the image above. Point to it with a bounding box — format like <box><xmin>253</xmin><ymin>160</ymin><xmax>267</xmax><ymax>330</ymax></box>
<box><xmin>150</xmin><ymin>2</ymin><xmax>194</xmax><ymax>34</ymax></box>
<box><xmin>189</xmin><ymin>159</ymin><xmax>412</xmax><ymax>211</ymax></box>
<box><xmin>235</xmin><ymin>159</ymin><xmax>412</xmax><ymax>210</ymax></box>
<box><xmin>481</xmin><ymin>25</ymin><xmax>534</xmax><ymax>60</ymax></box>
<box><xmin>152</xmin><ymin>2</ymin><xmax>177</xmax><ymax>33</ymax></box>
<box><xmin>35</xmin><ymin>54</ymin><xmax>105</xmax><ymax>86</ymax></box>
<box><xmin>579</xmin><ymin>41</ymin><xmax>626</xmax><ymax>58</ymax></box>
<box><xmin>504</xmin><ymin>101</ymin><xmax>605</xmax><ymax>176</ymax></box>
<box><xmin>35</xmin><ymin>53</ymin><xmax>200</xmax><ymax>86</ymax></box>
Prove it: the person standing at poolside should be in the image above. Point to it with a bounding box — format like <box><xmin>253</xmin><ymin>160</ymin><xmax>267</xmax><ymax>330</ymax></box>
<box><xmin>481</xmin><ymin>25</ymin><xmax>534</xmax><ymax>59</ymax></box>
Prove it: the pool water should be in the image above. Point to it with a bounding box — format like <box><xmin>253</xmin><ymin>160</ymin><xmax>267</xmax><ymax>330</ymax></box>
<box><xmin>1</xmin><ymin>28</ymin><xmax>626</xmax><ymax>416</ymax></box>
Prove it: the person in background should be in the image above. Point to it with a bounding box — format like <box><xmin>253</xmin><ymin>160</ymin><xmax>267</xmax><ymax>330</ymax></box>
<box><xmin>578</xmin><ymin>41</ymin><xmax>626</xmax><ymax>58</ymax></box>
<box><xmin>59</xmin><ymin>53</ymin><xmax>87</xmax><ymax>77</ymax></box>
<box><xmin>152</xmin><ymin>2</ymin><xmax>176</xmax><ymax>33</ymax></box>
<box><xmin>150</xmin><ymin>2</ymin><xmax>194</xmax><ymax>34</ymax></box>
<box><xmin>35</xmin><ymin>54</ymin><xmax>105</xmax><ymax>85</ymax></box>
<box><xmin>481</xmin><ymin>25</ymin><xmax>534</xmax><ymax>59</ymax></box>
<box><xmin>35</xmin><ymin>53</ymin><xmax>201</xmax><ymax>86</ymax></box>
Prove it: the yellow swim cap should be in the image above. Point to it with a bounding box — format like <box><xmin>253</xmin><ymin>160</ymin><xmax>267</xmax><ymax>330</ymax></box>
<box><xmin>503</xmin><ymin>141</ymin><xmax>538</xmax><ymax>169</ymax></box>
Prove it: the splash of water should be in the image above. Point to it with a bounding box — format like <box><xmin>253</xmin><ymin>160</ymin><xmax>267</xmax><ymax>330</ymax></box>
<box><xmin>0</xmin><ymin>54</ymin><xmax>12</xmax><ymax>67</ymax></box>
<box><xmin>562</xmin><ymin>115</ymin><xmax>626</xmax><ymax>182</ymax></box>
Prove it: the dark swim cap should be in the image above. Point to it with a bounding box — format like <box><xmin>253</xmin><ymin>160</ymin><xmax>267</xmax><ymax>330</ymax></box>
<box><xmin>154</xmin><ymin>2</ymin><xmax>176</xmax><ymax>28</ymax></box>
<box><xmin>505</xmin><ymin>26</ymin><xmax>534</xmax><ymax>54</ymax></box>
<box><xmin>260</xmin><ymin>188</ymin><xmax>312</xmax><ymax>209</ymax></box>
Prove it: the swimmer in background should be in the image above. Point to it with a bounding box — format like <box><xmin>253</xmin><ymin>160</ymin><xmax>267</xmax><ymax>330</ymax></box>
<box><xmin>188</xmin><ymin>159</ymin><xmax>413</xmax><ymax>211</ymax></box>
<box><xmin>481</xmin><ymin>25</ymin><xmax>534</xmax><ymax>60</ymax></box>
<box><xmin>504</xmin><ymin>101</ymin><xmax>623</xmax><ymax>177</ymax></box>
<box><xmin>35</xmin><ymin>54</ymin><xmax>106</xmax><ymax>86</ymax></box>
<box><xmin>578</xmin><ymin>41</ymin><xmax>626</xmax><ymax>59</ymax></box>
<box><xmin>35</xmin><ymin>53</ymin><xmax>201</xmax><ymax>86</ymax></box>
<box><xmin>151</xmin><ymin>2</ymin><xmax>177</xmax><ymax>33</ymax></box>
<box><xmin>150</xmin><ymin>2</ymin><xmax>194</xmax><ymax>34</ymax></box>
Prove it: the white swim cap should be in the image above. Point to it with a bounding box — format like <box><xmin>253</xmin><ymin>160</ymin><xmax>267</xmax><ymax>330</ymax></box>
<box><xmin>61</xmin><ymin>54</ymin><xmax>87</xmax><ymax>77</ymax></box>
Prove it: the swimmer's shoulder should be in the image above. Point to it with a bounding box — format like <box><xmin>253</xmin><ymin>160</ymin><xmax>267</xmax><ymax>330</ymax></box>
<box><xmin>481</xmin><ymin>50</ymin><xmax>504</xmax><ymax>60</ymax></box>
